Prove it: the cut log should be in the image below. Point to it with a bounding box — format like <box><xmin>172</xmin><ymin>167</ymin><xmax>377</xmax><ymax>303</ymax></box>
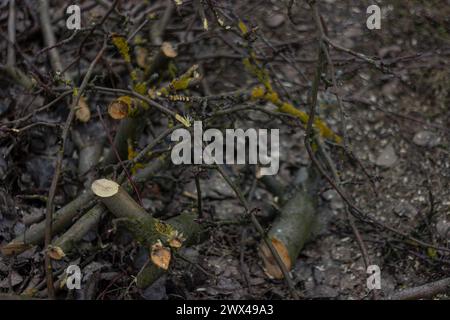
<box><xmin>135</xmin><ymin>212</ymin><xmax>204</xmax><ymax>288</ymax></box>
<box><xmin>1</xmin><ymin>190</ymin><xmax>94</xmax><ymax>256</ymax></box>
<box><xmin>92</xmin><ymin>179</ymin><xmax>149</xmax><ymax>222</ymax></box>
<box><xmin>53</xmin><ymin>204</ymin><xmax>106</xmax><ymax>254</ymax></box>
<box><xmin>91</xmin><ymin>179</ymin><xmax>205</xmax><ymax>287</ymax></box>
<box><xmin>108</xmin><ymin>96</ymin><xmax>135</xmax><ymax>120</ymax></box>
<box><xmin>51</xmin><ymin>157</ymin><xmax>167</xmax><ymax>256</ymax></box>
<box><xmin>259</xmin><ymin>169</ymin><xmax>319</xmax><ymax>279</ymax></box>
<box><xmin>1</xmin><ymin>157</ymin><xmax>166</xmax><ymax>257</ymax></box>
<box><xmin>72</xmin><ymin>126</ymin><xmax>105</xmax><ymax>184</ymax></box>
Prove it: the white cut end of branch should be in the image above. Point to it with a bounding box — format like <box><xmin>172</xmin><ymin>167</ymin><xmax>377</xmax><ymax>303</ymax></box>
<box><xmin>91</xmin><ymin>179</ymin><xmax>119</xmax><ymax>198</ymax></box>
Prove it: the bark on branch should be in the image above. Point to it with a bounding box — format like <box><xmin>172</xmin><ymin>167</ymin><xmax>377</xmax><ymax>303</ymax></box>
<box><xmin>389</xmin><ymin>277</ymin><xmax>450</xmax><ymax>300</ymax></box>
<box><xmin>91</xmin><ymin>179</ymin><xmax>205</xmax><ymax>287</ymax></box>
<box><xmin>259</xmin><ymin>169</ymin><xmax>318</xmax><ymax>279</ymax></box>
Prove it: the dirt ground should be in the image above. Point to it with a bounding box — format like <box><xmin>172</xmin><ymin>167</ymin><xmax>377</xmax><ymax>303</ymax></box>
<box><xmin>0</xmin><ymin>0</ymin><xmax>449</xmax><ymax>300</ymax></box>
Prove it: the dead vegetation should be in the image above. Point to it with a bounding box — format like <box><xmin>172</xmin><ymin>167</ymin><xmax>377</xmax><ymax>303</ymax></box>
<box><xmin>0</xmin><ymin>0</ymin><xmax>449</xmax><ymax>300</ymax></box>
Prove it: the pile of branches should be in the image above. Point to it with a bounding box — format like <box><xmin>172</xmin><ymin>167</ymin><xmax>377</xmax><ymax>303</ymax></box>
<box><xmin>0</xmin><ymin>0</ymin><xmax>448</xmax><ymax>300</ymax></box>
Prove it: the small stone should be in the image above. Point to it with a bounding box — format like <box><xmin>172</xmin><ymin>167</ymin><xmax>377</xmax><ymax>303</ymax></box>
<box><xmin>322</xmin><ymin>189</ymin><xmax>338</xmax><ymax>201</ymax></box>
<box><xmin>265</xmin><ymin>13</ymin><xmax>285</xmax><ymax>28</ymax></box>
<box><xmin>413</xmin><ymin>131</ymin><xmax>440</xmax><ymax>147</ymax></box>
<box><xmin>436</xmin><ymin>219</ymin><xmax>449</xmax><ymax>239</ymax></box>
<box><xmin>375</xmin><ymin>144</ymin><xmax>398</xmax><ymax>168</ymax></box>
<box><xmin>331</xmin><ymin>199</ymin><xmax>345</xmax><ymax>210</ymax></box>
<box><xmin>394</xmin><ymin>201</ymin><xmax>418</xmax><ymax>219</ymax></box>
<box><xmin>182</xmin><ymin>247</ymin><xmax>199</xmax><ymax>263</ymax></box>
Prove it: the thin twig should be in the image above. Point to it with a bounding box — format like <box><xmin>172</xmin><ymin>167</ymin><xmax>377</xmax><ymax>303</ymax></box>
<box><xmin>44</xmin><ymin>40</ymin><xmax>107</xmax><ymax>299</ymax></box>
<box><xmin>78</xmin><ymin>0</ymin><xmax>120</xmax><ymax>57</ymax></box>
<box><xmin>38</xmin><ymin>0</ymin><xmax>66</xmax><ymax>78</ymax></box>
<box><xmin>91</xmin><ymin>86</ymin><xmax>177</xmax><ymax>118</ymax></box>
<box><xmin>390</xmin><ymin>277</ymin><xmax>450</xmax><ymax>300</ymax></box>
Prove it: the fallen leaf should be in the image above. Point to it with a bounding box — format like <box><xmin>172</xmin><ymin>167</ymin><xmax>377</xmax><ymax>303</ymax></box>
<box><xmin>0</xmin><ymin>242</ymin><xmax>31</xmax><ymax>256</ymax></box>
<box><xmin>136</xmin><ymin>47</ymin><xmax>148</xmax><ymax>69</ymax></box>
<box><xmin>75</xmin><ymin>96</ymin><xmax>91</xmax><ymax>122</ymax></box>
<box><xmin>47</xmin><ymin>245</ymin><xmax>66</xmax><ymax>260</ymax></box>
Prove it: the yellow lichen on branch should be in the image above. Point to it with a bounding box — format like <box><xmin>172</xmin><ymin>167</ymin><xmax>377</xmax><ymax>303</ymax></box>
<box><xmin>154</xmin><ymin>64</ymin><xmax>201</xmax><ymax>97</ymax></box>
<box><xmin>245</xmin><ymin>57</ymin><xmax>342</xmax><ymax>143</ymax></box>
<box><xmin>238</xmin><ymin>20</ymin><xmax>249</xmax><ymax>36</ymax></box>
<box><xmin>111</xmin><ymin>34</ymin><xmax>131</xmax><ymax>63</ymax></box>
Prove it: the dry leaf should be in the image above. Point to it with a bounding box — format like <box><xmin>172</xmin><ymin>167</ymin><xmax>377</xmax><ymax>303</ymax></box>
<box><xmin>161</xmin><ymin>42</ymin><xmax>177</xmax><ymax>58</ymax></box>
<box><xmin>75</xmin><ymin>96</ymin><xmax>91</xmax><ymax>122</ymax></box>
<box><xmin>47</xmin><ymin>245</ymin><xmax>66</xmax><ymax>260</ymax></box>
<box><xmin>136</xmin><ymin>47</ymin><xmax>148</xmax><ymax>68</ymax></box>
<box><xmin>0</xmin><ymin>242</ymin><xmax>31</xmax><ymax>256</ymax></box>
<box><xmin>150</xmin><ymin>240</ymin><xmax>171</xmax><ymax>270</ymax></box>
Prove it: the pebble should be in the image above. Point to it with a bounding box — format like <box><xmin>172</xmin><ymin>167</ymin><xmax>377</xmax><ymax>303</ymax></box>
<box><xmin>375</xmin><ymin>144</ymin><xmax>398</xmax><ymax>167</ymax></box>
<box><xmin>265</xmin><ymin>13</ymin><xmax>285</xmax><ymax>28</ymax></box>
<box><xmin>322</xmin><ymin>189</ymin><xmax>338</xmax><ymax>201</ymax></box>
<box><xmin>436</xmin><ymin>219</ymin><xmax>449</xmax><ymax>239</ymax></box>
<box><xmin>394</xmin><ymin>201</ymin><xmax>418</xmax><ymax>219</ymax></box>
<box><xmin>413</xmin><ymin>131</ymin><xmax>440</xmax><ymax>147</ymax></box>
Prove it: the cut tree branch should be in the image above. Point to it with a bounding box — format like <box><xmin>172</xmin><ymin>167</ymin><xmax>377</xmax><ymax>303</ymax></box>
<box><xmin>91</xmin><ymin>179</ymin><xmax>205</xmax><ymax>288</ymax></box>
<box><xmin>259</xmin><ymin>168</ymin><xmax>318</xmax><ymax>279</ymax></box>
<box><xmin>390</xmin><ymin>277</ymin><xmax>450</xmax><ymax>300</ymax></box>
